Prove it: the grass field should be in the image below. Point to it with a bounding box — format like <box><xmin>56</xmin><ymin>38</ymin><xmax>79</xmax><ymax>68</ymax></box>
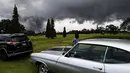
<box><xmin>0</xmin><ymin>34</ymin><xmax>130</xmax><ymax>73</ymax></box>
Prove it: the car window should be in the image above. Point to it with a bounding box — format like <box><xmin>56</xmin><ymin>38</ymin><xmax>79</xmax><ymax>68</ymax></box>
<box><xmin>105</xmin><ymin>47</ymin><xmax>130</xmax><ymax>64</ymax></box>
<box><xmin>71</xmin><ymin>43</ymin><xmax>92</xmax><ymax>52</ymax></box>
<box><xmin>11</xmin><ymin>36</ymin><xmax>29</xmax><ymax>42</ymax></box>
<box><xmin>64</xmin><ymin>48</ymin><xmax>71</xmax><ymax>51</ymax></box>
<box><xmin>68</xmin><ymin>43</ymin><xmax>107</xmax><ymax>62</ymax></box>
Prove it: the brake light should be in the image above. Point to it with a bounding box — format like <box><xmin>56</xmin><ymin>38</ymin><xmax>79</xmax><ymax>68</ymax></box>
<box><xmin>7</xmin><ymin>42</ymin><xmax>17</xmax><ymax>45</ymax></box>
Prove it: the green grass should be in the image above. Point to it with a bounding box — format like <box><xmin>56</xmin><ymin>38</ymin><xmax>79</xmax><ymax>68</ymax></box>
<box><xmin>1</xmin><ymin>34</ymin><xmax>130</xmax><ymax>73</ymax></box>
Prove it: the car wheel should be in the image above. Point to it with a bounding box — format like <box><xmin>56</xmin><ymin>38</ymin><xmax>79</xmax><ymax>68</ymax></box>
<box><xmin>0</xmin><ymin>50</ymin><xmax>8</xmax><ymax>61</ymax></box>
<box><xmin>38</xmin><ymin>64</ymin><xmax>50</xmax><ymax>73</ymax></box>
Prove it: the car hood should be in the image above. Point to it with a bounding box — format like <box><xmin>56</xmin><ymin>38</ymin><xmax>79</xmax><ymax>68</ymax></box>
<box><xmin>31</xmin><ymin>51</ymin><xmax>64</xmax><ymax>64</ymax></box>
<box><xmin>40</xmin><ymin>50</ymin><xmax>64</xmax><ymax>55</ymax></box>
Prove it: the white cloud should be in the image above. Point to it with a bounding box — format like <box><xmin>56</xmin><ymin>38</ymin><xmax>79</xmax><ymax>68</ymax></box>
<box><xmin>55</xmin><ymin>18</ymin><xmax>97</xmax><ymax>32</ymax></box>
<box><xmin>55</xmin><ymin>19</ymin><xmax>123</xmax><ymax>32</ymax></box>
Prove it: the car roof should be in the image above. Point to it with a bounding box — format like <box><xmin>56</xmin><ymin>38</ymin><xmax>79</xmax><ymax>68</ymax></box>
<box><xmin>0</xmin><ymin>34</ymin><xmax>11</xmax><ymax>37</ymax></box>
<box><xmin>79</xmin><ymin>39</ymin><xmax>130</xmax><ymax>52</ymax></box>
<box><xmin>0</xmin><ymin>33</ymin><xmax>25</xmax><ymax>37</ymax></box>
<box><xmin>53</xmin><ymin>46</ymin><xmax>72</xmax><ymax>48</ymax></box>
<box><xmin>11</xmin><ymin>33</ymin><xmax>25</xmax><ymax>36</ymax></box>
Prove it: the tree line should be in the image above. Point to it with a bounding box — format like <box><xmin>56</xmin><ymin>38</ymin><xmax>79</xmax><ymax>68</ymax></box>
<box><xmin>67</xmin><ymin>24</ymin><xmax>119</xmax><ymax>34</ymax></box>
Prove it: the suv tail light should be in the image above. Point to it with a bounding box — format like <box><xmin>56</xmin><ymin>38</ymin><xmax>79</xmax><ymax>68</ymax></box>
<box><xmin>7</xmin><ymin>42</ymin><xmax>17</xmax><ymax>45</ymax></box>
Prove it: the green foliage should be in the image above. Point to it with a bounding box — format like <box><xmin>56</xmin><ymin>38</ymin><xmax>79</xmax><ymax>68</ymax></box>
<box><xmin>45</xmin><ymin>18</ymin><xmax>56</xmax><ymax>39</ymax></box>
<box><xmin>63</xmin><ymin>27</ymin><xmax>67</xmax><ymax>38</ymax></box>
<box><xmin>50</xmin><ymin>18</ymin><xmax>56</xmax><ymax>38</ymax></box>
<box><xmin>9</xmin><ymin>5</ymin><xmax>25</xmax><ymax>33</ymax></box>
<box><xmin>45</xmin><ymin>19</ymin><xmax>51</xmax><ymax>38</ymax></box>
<box><xmin>120</xmin><ymin>18</ymin><xmax>130</xmax><ymax>31</ymax></box>
<box><xmin>106</xmin><ymin>24</ymin><xmax>119</xmax><ymax>34</ymax></box>
<box><xmin>0</xmin><ymin>19</ymin><xmax>11</xmax><ymax>33</ymax></box>
<box><xmin>12</xmin><ymin>5</ymin><xmax>19</xmax><ymax>22</ymax></box>
<box><xmin>127</xmin><ymin>25</ymin><xmax>130</xmax><ymax>31</ymax></box>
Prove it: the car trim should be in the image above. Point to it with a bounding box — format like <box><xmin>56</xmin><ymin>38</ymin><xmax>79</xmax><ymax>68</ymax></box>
<box><xmin>103</xmin><ymin>47</ymin><xmax>109</xmax><ymax>63</ymax></box>
<box><xmin>8</xmin><ymin>50</ymin><xmax>32</xmax><ymax>57</ymax></box>
<box><xmin>34</xmin><ymin>56</ymin><xmax>58</xmax><ymax>63</ymax></box>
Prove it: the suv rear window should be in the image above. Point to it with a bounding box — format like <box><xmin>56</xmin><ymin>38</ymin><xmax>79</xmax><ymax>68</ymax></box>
<box><xmin>0</xmin><ymin>36</ymin><xmax>10</xmax><ymax>41</ymax></box>
<box><xmin>11</xmin><ymin>36</ymin><xmax>29</xmax><ymax>42</ymax></box>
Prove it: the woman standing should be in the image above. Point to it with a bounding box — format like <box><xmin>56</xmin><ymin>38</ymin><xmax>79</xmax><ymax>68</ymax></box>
<box><xmin>72</xmin><ymin>33</ymin><xmax>79</xmax><ymax>46</ymax></box>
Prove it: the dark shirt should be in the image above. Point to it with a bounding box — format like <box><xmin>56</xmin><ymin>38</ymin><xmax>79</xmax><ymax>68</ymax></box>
<box><xmin>72</xmin><ymin>38</ymin><xmax>79</xmax><ymax>46</ymax></box>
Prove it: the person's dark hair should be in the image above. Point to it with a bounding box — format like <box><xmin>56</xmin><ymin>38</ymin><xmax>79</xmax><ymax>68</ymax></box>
<box><xmin>75</xmin><ymin>33</ymin><xmax>79</xmax><ymax>38</ymax></box>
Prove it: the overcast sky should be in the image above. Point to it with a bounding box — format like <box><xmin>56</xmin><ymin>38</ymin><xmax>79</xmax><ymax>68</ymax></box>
<box><xmin>0</xmin><ymin>0</ymin><xmax>129</xmax><ymax>32</ymax></box>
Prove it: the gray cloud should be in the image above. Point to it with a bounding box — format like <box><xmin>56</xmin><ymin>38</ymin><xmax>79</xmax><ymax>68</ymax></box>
<box><xmin>13</xmin><ymin>0</ymin><xmax>130</xmax><ymax>23</ymax></box>
<box><xmin>20</xmin><ymin>16</ymin><xmax>45</xmax><ymax>33</ymax></box>
<box><xmin>0</xmin><ymin>0</ymin><xmax>130</xmax><ymax>32</ymax></box>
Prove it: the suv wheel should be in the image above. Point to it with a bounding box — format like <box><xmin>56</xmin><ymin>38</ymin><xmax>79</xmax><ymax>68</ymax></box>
<box><xmin>0</xmin><ymin>50</ymin><xmax>8</xmax><ymax>61</ymax></box>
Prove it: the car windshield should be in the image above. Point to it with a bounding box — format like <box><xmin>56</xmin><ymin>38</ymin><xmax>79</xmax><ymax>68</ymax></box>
<box><xmin>11</xmin><ymin>36</ymin><xmax>29</xmax><ymax>42</ymax></box>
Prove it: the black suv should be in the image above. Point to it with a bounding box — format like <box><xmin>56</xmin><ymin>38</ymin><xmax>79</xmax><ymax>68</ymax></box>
<box><xmin>0</xmin><ymin>33</ymin><xmax>33</xmax><ymax>60</ymax></box>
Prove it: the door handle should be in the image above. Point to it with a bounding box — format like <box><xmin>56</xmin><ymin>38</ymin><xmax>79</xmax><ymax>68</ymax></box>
<box><xmin>93</xmin><ymin>67</ymin><xmax>102</xmax><ymax>70</ymax></box>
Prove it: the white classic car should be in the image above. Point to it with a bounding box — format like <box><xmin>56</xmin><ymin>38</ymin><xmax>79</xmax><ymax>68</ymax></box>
<box><xmin>31</xmin><ymin>39</ymin><xmax>130</xmax><ymax>73</ymax></box>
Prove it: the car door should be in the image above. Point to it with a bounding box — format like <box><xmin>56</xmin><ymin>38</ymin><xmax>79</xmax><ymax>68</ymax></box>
<box><xmin>55</xmin><ymin>43</ymin><xmax>107</xmax><ymax>73</ymax></box>
<box><xmin>104</xmin><ymin>47</ymin><xmax>130</xmax><ymax>73</ymax></box>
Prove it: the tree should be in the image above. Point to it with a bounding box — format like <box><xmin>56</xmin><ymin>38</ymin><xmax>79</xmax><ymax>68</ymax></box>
<box><xmin>127</xmin><ymin>25</ymin><xmax>130</xmax><ymax>31</ymax></box>
<box><xmin>120</xmin><ymin>18</ymin><xmax>130</xmax><ymax>31</ymax></box>
<box><xmin>50</xmin><ymin>18</ymin><xmax>56</xmax><ymax>38</ymax></box>
<box><xmin>45</xmin><ymin>18</ymin><xmax>56</xmax><ymax>38</ymax></box>
<box><xmin>9</xmin><ymin>4</ymin><xmax>25</xmax><ymax>33</ymax></box>
<box><xmin>106</xmin><ymin>24</ymin><xmax>119</xmax><ymax>34</ymax></box>
<box><xmin>45</xmin><ymin>19</ymin><xmax>51</xmax><ymax>38</ymax></box>
<box><xmin>20</xmin><ymin>24</ymin><xmax>26</xmax><ymax>32</ymax></box>
<box><xmin>63</xmin><ymin>27</ymin><xmax>67</xmax><ymax>38</ymax></box>
<box><xmin>0</xmin><ymin>19</ymin><xmax>11</xmax><ymax>33</ymax></box>
<box><xmin>97</xmin><ymin>27</ymin><xmax>105</xmax><ymax>34</ymax></box>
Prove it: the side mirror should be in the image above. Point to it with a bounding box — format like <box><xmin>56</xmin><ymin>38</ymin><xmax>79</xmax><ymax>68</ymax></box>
<box><xmin>62</xmin><ymin>51</ymin><xmax>70</xmax><ymax>57</ymax></box>
<box><xmin>65</xmin><ymin>53</ymin><xmax>70</xmax><ymax>57</ymax></box>
<box><xmin>64</xmin><ymin>51</ymin><xmax>76</xmax><ymax>57</ymax></box>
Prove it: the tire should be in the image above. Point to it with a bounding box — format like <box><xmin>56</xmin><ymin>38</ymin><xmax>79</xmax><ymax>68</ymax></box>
<box><xmin>0</xmin><ymin>50</ymin><xmax>8</xmax><ymax>61</ymax></box>
<box><xmin>38</xmin><ymin>63</ymin><xmax>50</xmax><ymax>73</ymax></box>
